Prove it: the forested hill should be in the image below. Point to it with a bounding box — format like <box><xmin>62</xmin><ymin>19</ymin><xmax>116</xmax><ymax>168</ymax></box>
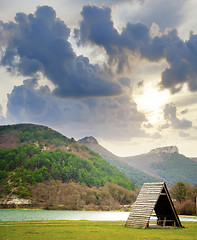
<box><xmin>0</xmin><ymin>124</ymin><xmax>136</xmax><ymax>210</ymax></box>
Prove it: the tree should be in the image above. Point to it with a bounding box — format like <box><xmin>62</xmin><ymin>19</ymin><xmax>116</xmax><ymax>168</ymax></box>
<box><xmin>170</xmin><ymin>181</ymin><xmax>192</xmax><ymax>203</ymax></box>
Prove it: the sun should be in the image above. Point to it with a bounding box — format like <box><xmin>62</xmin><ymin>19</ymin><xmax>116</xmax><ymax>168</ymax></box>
<box><xmin>134</xmin><ymin>87</ymin><xmax>170</xmax><ymax>124</ymax></box>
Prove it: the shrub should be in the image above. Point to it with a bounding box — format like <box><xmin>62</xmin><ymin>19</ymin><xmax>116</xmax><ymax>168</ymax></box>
<box><xmin>174</xmin><ymin>199</ymin><xmax>196</xmax><ymax>215</ymax></box>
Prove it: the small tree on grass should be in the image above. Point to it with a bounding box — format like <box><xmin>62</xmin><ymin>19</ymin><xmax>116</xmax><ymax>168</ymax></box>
<box><xmin>170</xmin><ymin>181</ymin><xmax>197</xmax><ymax>215</ymax></box>
<box><xmin>170</xmin><ymin>181</ymin><xmax>192</xmax><ymax>203</ymax></box>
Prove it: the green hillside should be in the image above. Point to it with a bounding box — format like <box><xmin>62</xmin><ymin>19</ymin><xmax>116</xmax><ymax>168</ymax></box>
<box><xmin>0</xmin><ymin>124</ymin><xmax>136</xmax><ymax>210</ymax></box>
<box><xmin>152</xmin><ymin>152</ymin><xmax>197</xmax><ymax>185</ymax></box>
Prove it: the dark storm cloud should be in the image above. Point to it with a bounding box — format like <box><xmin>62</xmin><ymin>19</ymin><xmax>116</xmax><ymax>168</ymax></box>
<box><xmin>76</xmin><ymin>5</ymin><xmax>197</xmax><ymax>93</ymax></box>
<box><xmin>163</xmin><ymin>103</ymin><xmax>192</xmax><ymax>129</ymax></box>
<box><xmin>0</xmin><ymin>5</ymin><xmax>149</xmax><ymax>139</ymax></box>
<box><xmin>6</xmin><ymin>78</ymin><xmax>53</xmax><ymax>121</ymax></box>
<box><xmin>5</xmin><ymin>78</ymin><xmax>147</xmax><ymax>139</ymax></box>
<box><xmin>6</xmin><ymin>78</ymin><xmax>88</xmax><ymax>123</ymax></box>
<box><xmin>0</xmin><ymin>6</ymin><xmax>122</xmax><ymax>98</ymax></box>
<box><xmin>75</xmin><ymin>5</ymin><xmax>122</xmax><ymax>68</ymax></box>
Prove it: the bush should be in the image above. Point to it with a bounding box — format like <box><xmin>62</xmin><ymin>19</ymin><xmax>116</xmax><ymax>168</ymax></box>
<box><xmin>174</xmin><ymin>199</ymin><xmax>196</xmax><ymax>215</ymax></box>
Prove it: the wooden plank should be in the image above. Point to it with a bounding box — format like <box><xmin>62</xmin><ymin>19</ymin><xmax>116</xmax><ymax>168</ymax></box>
<box><xmin>126</xmin><ymin>182</ymin><xmax>164</xmax><ymax>228</ymax></box>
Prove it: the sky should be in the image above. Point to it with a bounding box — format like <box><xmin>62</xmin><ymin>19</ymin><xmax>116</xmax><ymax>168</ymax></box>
<box><xmin>0</xmin><ymin>0</ymin><xmax>197</xmax><ymax>157</ymax></box>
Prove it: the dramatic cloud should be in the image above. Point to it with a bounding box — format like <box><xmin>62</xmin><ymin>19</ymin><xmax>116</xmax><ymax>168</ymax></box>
<box><xmin>0</xmin><ymin>5</ymin><xmax>150</xmax><ymax>141</ymax></box>
<box><xmin>0</xmin><ymin>6</ymin><xmax>122</xmax><ymax>98</ymax></box>
<box><xmin>0</xmin><ymin>1</ymin><xmax>197</xmax><ymax>157</ymax></box>
<box><xmin>76</xmin><ymin>5</ymin><xmax>197</xmax><ymax>93</ymax></box>
<box><xmin>163</xmin><ymin>103</ymin><xmax>192</xmax><ymax>129</ymax></box>
<box><xmin>5</xmin><ymin>78</ymin><xmax>147</xmax><ymax>139</ymax></box>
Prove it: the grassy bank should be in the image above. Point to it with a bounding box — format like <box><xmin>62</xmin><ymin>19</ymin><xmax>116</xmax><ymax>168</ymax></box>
<box><xmin>0</xmin><ymin>221</ymin><xmax>197</xmax><ymax>240</ymax></box>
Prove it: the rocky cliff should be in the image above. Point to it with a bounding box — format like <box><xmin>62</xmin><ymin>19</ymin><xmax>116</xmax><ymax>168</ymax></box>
<box><xmin>148</xmin><ymin>146</ymin><xmax>179</xmax><ymax>155</ymax></box>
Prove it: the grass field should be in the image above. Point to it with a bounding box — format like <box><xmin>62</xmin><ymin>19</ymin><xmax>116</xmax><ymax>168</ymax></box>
<box><xmin>0</xmin><ymin>221</ymin><xmax>197</xmax><ymax>240</ymax></box>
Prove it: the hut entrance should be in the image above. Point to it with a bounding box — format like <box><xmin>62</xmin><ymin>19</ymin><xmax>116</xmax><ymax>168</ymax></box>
<box><xmin>126</xmin><ymin>182</ymin><xmax>182</xmax><ymax>229</ymax></box>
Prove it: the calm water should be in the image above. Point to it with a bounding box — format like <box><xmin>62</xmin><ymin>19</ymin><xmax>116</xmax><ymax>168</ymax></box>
<box><xmin>0</xmin><ymin>210</ymin><xmax>196</xmax><ymax>222</ymax></box>
<box><xmin>0</xmin><ymin>210</ymin><xmax>129</xmax><ymax>221</ymax></box>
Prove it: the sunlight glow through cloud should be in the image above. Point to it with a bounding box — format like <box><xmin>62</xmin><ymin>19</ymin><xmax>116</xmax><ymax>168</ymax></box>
<box><xmin>134</xmin><ymin>87</ymin><xmax>170</xmax><ymax>124</ymax></box>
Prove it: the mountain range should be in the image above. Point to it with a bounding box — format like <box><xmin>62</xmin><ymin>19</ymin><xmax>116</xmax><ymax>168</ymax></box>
<box><xmin>0</xmin><ymin>123</ymin><xmax>196</xmax><ymax>210</ymax></box>
<box><xmin>78</xmin><ymin>137</ymin><xmax>197</xmax><ymax>186</ymax></box>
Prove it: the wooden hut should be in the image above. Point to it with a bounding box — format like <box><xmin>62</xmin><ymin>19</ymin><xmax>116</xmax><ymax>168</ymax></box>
<box><xmin>126</xmin><ymin>182</ymin><xmax>182</xmax><ymax>228</ymax></box>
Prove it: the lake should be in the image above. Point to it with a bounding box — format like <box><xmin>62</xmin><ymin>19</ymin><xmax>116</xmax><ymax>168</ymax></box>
<box><xmin>0</xmin><ymin>210</ymin><xmax>129</xmax><ymax>221</ymax></box>
<box><xmin>0</xmin><ymin>210</ymin><xmax>197</xmax><ymax>222</ymax></box>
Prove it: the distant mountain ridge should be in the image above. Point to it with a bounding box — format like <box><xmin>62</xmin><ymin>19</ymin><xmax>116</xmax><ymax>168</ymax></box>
<box><xmin>78</xmin><ymin>136</ymin><xmax>161</xmax><ymax>186</ymax></box>
<box><xmin>78</xmin><ymin>137</ymin><xmax>197</xmax><ymax>186</ymax></box>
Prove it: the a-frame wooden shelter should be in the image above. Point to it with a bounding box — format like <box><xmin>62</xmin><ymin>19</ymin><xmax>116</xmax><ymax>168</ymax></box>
<box><xmin>126</xmin><ymin>182</ymin><xmax>182</xmax><ymax>228</ymax></box>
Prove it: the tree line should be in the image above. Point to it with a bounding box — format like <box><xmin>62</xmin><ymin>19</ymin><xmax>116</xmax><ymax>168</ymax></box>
<box><xmin>0</xmin><ymin>143</ymin><xmax>135</xmax><ymax>199</ymax></box>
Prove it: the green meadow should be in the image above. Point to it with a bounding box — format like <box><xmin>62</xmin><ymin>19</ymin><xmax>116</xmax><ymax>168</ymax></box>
<box><xmin>0</xmin><ymin>221</ymin><xmax>197</xmax><ymax>240</ymax></box>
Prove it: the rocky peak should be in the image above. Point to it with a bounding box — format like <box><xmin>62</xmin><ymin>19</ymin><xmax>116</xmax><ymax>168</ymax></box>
<box><xmin>149</xmin><ymin>146</ymin><xmax>179</xmax><ymax>155</ymax></box>
<box><xmin>78</xmin><ymin>136</ymin><xmax>98</xmax><ymax>145</ymax></box>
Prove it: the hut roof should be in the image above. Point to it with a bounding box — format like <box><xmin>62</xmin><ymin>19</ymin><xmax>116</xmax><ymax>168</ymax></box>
<box><xmin>126</xmin><ymin>182</ymin><xmax>182</xmax><ymax>228</ymax></box>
